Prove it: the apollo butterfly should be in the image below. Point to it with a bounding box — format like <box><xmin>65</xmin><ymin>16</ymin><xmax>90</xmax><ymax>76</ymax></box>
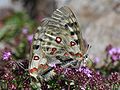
<box><xmin>29</xmin><ymin>6</ymin><xmax>89</xmax><ymax>85</ymax></box>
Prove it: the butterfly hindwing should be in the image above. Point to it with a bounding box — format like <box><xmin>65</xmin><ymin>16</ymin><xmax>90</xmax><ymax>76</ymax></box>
<box><xmin>29</xmin><ymin>27</ymin><xmax>49</xmax><ymax>79</ymax></box>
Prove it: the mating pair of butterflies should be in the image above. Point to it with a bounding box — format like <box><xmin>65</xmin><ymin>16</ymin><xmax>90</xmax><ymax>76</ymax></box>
<box><xmin>29</xmin><ymin>6</ymin><xmax>89</xmax><ymax>81</ymax></box>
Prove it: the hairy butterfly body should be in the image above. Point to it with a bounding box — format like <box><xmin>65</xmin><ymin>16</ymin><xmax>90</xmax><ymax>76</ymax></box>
<box><xmin>29</xmin><ymin>6</ymin><xmax>89</xmax><ymax>88</ymax></box>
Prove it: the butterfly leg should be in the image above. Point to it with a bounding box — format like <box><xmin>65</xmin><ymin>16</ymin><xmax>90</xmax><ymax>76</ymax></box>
<box><xmin>80</xmin><ymin>54</ymin><xmax>88</xmax><ymax>67</ymax></box>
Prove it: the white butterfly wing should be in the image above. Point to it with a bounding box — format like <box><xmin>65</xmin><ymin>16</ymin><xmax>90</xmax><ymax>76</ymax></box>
<box><xmin>29</xmin><ymin>6</ymin><xmax>88</xmax><ymax>82</ymax></box>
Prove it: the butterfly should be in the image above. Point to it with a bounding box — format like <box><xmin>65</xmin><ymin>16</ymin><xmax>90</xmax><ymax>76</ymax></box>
<box><xmin>29</xmin><ymin>6</ymin><xmax>89</xmax><ymax>83</ymax></box>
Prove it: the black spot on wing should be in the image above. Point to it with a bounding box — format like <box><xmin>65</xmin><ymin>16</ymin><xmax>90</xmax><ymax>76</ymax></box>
<box><xmin>65</xmin><ymin>24</ymin><xmax>68</xmax><ymax>29</ymax></box>
<box><xmin>46</xmin><ymin>47</ymin><xmax>49</xmax><ymax>51</ymax></box>
<box><xmin>39</xmin><ymin>38</ymin><xmax>43</xmax><ymax>41</ymax></box>
<box><xmin>65</xmin><ymin>23</ymin><xmax>73</xmax><ymax>29</ymax></box>
<box><xmin>56</xmin><ymin>56</ymin><xmax>63</xmax><ymax>61</ymax></box>
<box><xmin>64</xmin><ymin>58</ymin><xmax>73</xmax><ymax>63</ymax></box>
<box><xmin>33</xmin><ymin>45</ymin><xmax>39</xmax><ymax>49</ymax></box>
<box><xmin>74</xmin><ymin>40</ymin><xmax>79</xmax><ymax>45</ymax></box>
<box><xmin>65</xmin><ymin>22</ymin><xmax>77</xmax><ymax>29</ymax></box>
<box><xmin>70</xmin><ymin>23</ymin><xmax>74</xmax><ymax>27</ymax></box>
<box><xmin>74</xmin><ymin>22</ymin><xmax>77</xmax><ymax>26</ymax></box>
<box><xmin>70</xmin><ymin>32</ymin><xmax>75</xmax><ymax>35</ymax></box>
<box><xmin>36</xmin><ymin>29</ymin><xmax>40</xmax><ymax>32</ymax></box>
<box><xmin>67</xmin><ymin>23</ymin><xmax>73</xmax><ymax>27</ymax></box>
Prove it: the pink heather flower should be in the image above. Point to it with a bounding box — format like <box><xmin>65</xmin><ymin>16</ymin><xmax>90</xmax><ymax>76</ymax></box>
<box><xmin>79</xmin><ymin>67</ymin><xmax>92</xmax><ymax>77</ymax></box>
<box><xmin>108</xmin><ymin>48</ymin><xmax>120</xmax><ymax>61</ymax></box>
<box><xmin>48</xmin><ymin>63</ymin><xmax>56</xmax><ymax>67</ymax></box>
<box><xmin>22</xmin><ymin>28</ymin><xmax>28</xmax><ymax>34</ymax></box>
<box><xmin>8</xmin><ymin>83</ymin><xmax>16</xmax><ymax>90</ymax></box>
<box><xmin>27</xmin><ymin>34</ymin><xmax>33</xmax><ymax>43</ymax></box>
<box><xmin>94</xmin><ymin>57</ymin><xmax>100</xmax><ymax>64</ymax></box>
<box><xmin>2</xmin><ymin>51</ymin><xmax>11</xmax><ymax>61</ymax></box>
<box><xmin>108</xmin><ymin>48</ymin><xmax>117</xmax><ymax>55</ymax></box>
<box><xmin>80</xmin><ymin>86</ymin><xmax>86</xmax><ymax>90</ymax></box>
<box><xmin>11</xmin><ymin>84</ymin><xmax>16</xmax><ymax>89</ymax></box>
<box><xmin>64</xmin><ymin>68</ymin><xmax>71</xmax><ymax>74</ymax></box>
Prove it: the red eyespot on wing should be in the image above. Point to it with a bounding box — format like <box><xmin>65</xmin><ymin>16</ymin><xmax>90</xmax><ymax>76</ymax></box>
<box><xmin>38</xmin><ymin>64</ymin><xmax>48</xmax><ymax>70</ymax></box>
<box><xmin>69</xmin><ymin>52</ymin><xmax>75</xmax><ymax>56</ymax></box>
<box><xmin>50</xmin><ymin>48</ymin><xmax>57</xmax><ymax>55</ymax></box>
<box><xmin>43</xmin><ymin>65</ymin><xmax>48</xmax><ymax>69</ymax></box>
<box><xmin>75</xmin><ymin>53</ymin><xmax>83</xmax><ymax>57</ymax></box>
<box><xmin>33</xmin><ymin>55</ymin><xmax>39</xmax><ymax>60</ymax></box>
<box><xmin>29</xmin><ymin>68</ymin><xmax>38</xmax><ymax>73</ymax></box>
<box><xmin>52</xmin><ymin>48</ymin><xmax>57</xmax><ymax>52</ymax></box>
<box><xmin>55</xmin><ymin>37</ymin><xmax>62</xmax><ymax>43</ymax></box>
<box><xmin>70</xmin><ymin>41</ymin><xmax>76</xmax><ymax>46</ymax></box>
<box><xmin>64</xmin><ymin>52</ymin><xmax>69</xmax><ymax>56</ymax></box>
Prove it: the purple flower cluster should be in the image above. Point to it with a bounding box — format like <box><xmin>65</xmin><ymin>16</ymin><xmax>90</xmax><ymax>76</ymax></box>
<box><xmin>79</xmin><ymin>67</ymin><xmax>92</xmax><ymax>77</ymax></box>
<box><xmin>1</xmin><ymin>68</ymin><xmax>14</xmax><ymax>81</ymax></box>
<box><xmin>108</xmin><ymin>47</ymin><xmax>120</xmax><ymax>61</ymax></box>
<box><xmin>27</xmin><ymin>34</ymin><xmax>33</xmax><ymax>43</ymax></box>
<box><xmin>94</xmin><ymin>57</ymin><xmax>100</xmax><ymax>64</ymax></box>
<box><xmin>55</xmin><ymin>66</ymin><xmax>110</xmax><ymax>90</ymax></box>
<box><xmin>22</xmin><ymin>27</ymin><xmax>33</xmax><ymax>43</ymax></box>
<box><xmin>53</xmin><ymin>65</ymin><xmax>120</xmax><ymax>90</ymax></box>
<box><xmin>106</xmin><ymin>45</ymin><xmax>120</xmax><ymax>62</ymax></box>
<box><xmin>89</xmin><ymin>72</ymin><xmax>110</xmax><ymax>90</ymax></box>
<box><xmin>7</xmin><ymin>83</ymin><xmax>17</xmax><ymax>90</ymax></box>
<box><xmin>2</xmin><ymin>51</ymin><xmax>11</xmax><ymax>61</ymax></box>
<box><xmin>0</xmin><ymin>58</ymin><xmax>30</xmax><ymax>89</ymax></box>
<box><xmin>22</xmin><ymin>28</ymin><xmax>28</xmax><ymax>35</ymax></box>
<box><xmin>107</xmin><ymin>72</ymin><xmax>120</xmax><ymax>85</ymax></box>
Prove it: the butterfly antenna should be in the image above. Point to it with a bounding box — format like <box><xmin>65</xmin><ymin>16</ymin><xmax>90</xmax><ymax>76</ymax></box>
<box><xmin>86</xmin><ymin>44</ymin><xmax>91</xmax><ymax>54</ymax></box>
